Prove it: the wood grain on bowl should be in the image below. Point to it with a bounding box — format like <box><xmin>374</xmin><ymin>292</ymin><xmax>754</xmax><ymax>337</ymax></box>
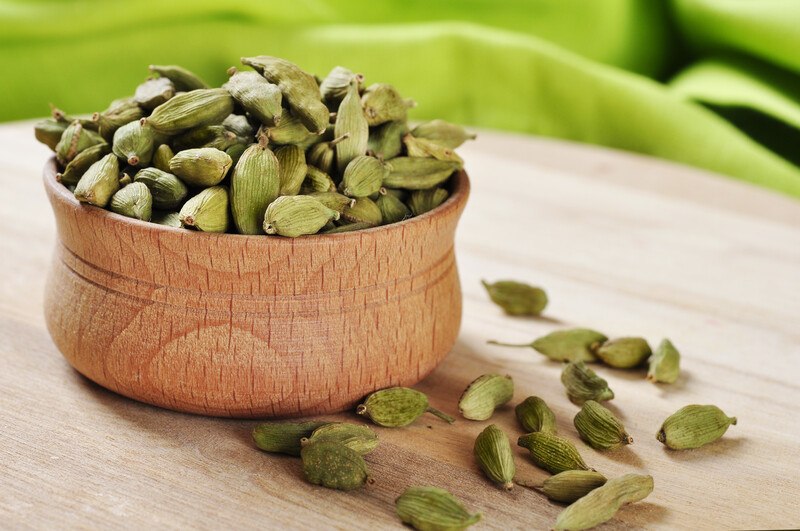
<box><xmin>42</xmin><ymin>159</ymin><xmax>470</xmax><ymax>417</ymax></box>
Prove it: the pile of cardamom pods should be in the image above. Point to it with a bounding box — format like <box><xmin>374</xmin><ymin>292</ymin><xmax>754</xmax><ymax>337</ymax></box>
<box><xmin>34</xmin><ymin>59</ymin><xmax>475</xmax><ymax>236</ymax></box>
<box><xmin>250</xmin><ymin>280</ymin><xmax>738</xmax><ymax>530</ymax></box>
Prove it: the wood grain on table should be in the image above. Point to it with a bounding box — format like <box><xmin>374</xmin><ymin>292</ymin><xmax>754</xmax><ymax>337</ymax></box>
<box><xmin>1</xmin><ymin>121</ymin><xmax>799</xmax><ymax>529</ymax></box>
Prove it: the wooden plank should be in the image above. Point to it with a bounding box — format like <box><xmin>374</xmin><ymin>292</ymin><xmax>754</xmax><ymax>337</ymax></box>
<box><xmin>1</xmin><ymin>122</ymin><xmax>798</xmax><ymax>529</ymax></box>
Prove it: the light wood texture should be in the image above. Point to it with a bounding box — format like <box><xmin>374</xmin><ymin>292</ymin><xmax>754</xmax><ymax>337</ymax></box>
<box><xmin>2</xmin><ymin>121</ymin><xmax>799</xmax><ymax>529</ymax></box>
<box><xmin>43</xmin><ymin>160</ymin><xmax>468</xmax><ymax>418</ymax></box>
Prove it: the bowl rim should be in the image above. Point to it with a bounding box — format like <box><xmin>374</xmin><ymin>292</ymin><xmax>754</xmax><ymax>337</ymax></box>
<box><xmin>43</xmin><ymin>157</ymin><xmax>470</xmax><ymax>243</ymax></box>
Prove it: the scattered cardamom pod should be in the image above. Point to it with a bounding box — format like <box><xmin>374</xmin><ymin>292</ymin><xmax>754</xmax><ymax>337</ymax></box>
<box><xmin>306</xmin><ymin>133</ymin><xmax>349</xmax><ymax>175</ymax></box>
<box><xmin>224</xmin><ymin>68</ymin><xmax>283</xmax><ymax>127</ymax></box>
<box><xmin>93</xmin><ymin>97</ymin><xmax>143</xmax><ymax>140</ymax></box>
<box><xmin>647</xmin><ymin>338</ymin><xmax>681</xmax><ymax>384</ymax></box>
<box><xmin>341</xmin><ymin>155</ymin><xmax>389</xmax><ymax>198</ymax></box>
<box><xmin>57</xmin><ymin>143</ymin><xmax>111</xmax><ymax>186</ymax></box>
<box><xmin>263</xmin><ymin>195</ymin><xmax>339</xmax><ymax>237</ymax></box>
<box><xmin>376</xmin><ymin>191</ymin><xmax>411</xmax><ymax>224</ymax></box>
<box><xmin>383</xmin><ymin>157</ymin><xmax>459</xmax><ymax>190</ymax></box>
<box><xmin>309</xmin><ymin>191</ymin><xmax>355</xmax><ymax>214</ymax></box>
<box><xmin>112</xmin><ymin>119</ymin><xmax>156</xmax><ymax>167</ymax></box>
<box><xmin>109</xmin><ymin>182</ymin><xmax>153</xmax><ymax>221</ymax></box>
<box><xmin>357</xmin><ymin>387</ymin><xmax>454</xmax><ymax>427</ymax></box>
<box><xmin>341</xmin><ymin>196</ymin><xmax>383</xmax><ymax>226</ymax></box>
<box><xmin>518</xmin><ymin>432</ymin><xmax>592</xmax><ymax>474</ymax></box>
<box><xmin>56</xmin><ymin>121</ymin><xmax>106</xmax><ymax>165</ymax></box>
<box><xmin>574</xmin><ymin>400</ymin><xmax>632</xmax><ymax>450</ymax></box>
<box><xmin>169</xmin><ymin>147</ymin><xmax>233</xmax><ymax>187</ymax></box>
<box><xmin>554</xmin><ymin>474</ymin><xmax>654</xmax><ymax>531</ymax></box>
<box><xmin>133</xmin><ymin>167</ymin><xmax>188</xmax><ymax>210</ymax></box>
<box><xmin>146</xmin><ymin>88</ymin><xmax>234</xmax><ymax>135</ymax></box>
<box><xmin>34</xmin><ymin>119</ymin><xmax>68</xmax><ymax>150</ymax></box>
<box><xmin>489</xmin><ymin>328</ymin><xmax>606</xmax><ymax>363</ymax></box>
<box><xmin>523</xmin><ymin>470</ymin><xmax>607</xmax><ymax>504</ymax></box>
<box><xmin>361</xmin><ymin>83</ymin><xmax>415</xmax><ymax>126</ymax></box>
<box><xmin>395</xmin><ymin>487</ymin><xmax>481</xmax><ymax>531</ymax></box>
<box><xmin>73</xmin><ymin>153</ymin><xmax>120</xmax><ymax>207</ymax></box>
<box><xmin>275</xmin><ymin>145</ymin><xmax>308</xmax><ymax>196</ymax></box>
<box><xmin>152</xmin><ymin>143</ymin><xmax>174</xmax><ymax>173</ymax></box>
<box><xmin>302</xmin><ymin>166</ymin><xmax>337</xmax><ymax>194</ymax></box>
<box><xmin>458</xmin><ymin>374</ymin><xmax>514</xmax><ymax>421</ymax></box>
<box><xmin>222</xmin><ymin>114</ymin><xmax>254</xmax><ymax>140</ymax></box>
<box><xmin>481</xmin><ymin>279</ymin><xmax>548</xmax><ymax>316</ymax></box>
<box><xmin>320</xmin><ymin>66</ymin><xmax>363</xmax><ymax>104</ymax></box>
<box><xmin>515</xmin><ymin>396</ymin><xmax>557</xmax><ymax>434</ymax></box>
<box><xmin>561</xmin><ymin>362</ymin><xmax>614</xmax><ymax>405</ymax></box>
<box><xmin>322</xmin><ymin>222</ymin><xmax>376</xmax><ymax>234</ymax></box>
<box><xmin>302</xmin><ymin>422</ymin><xmax>378</xmax><ymax>455</ymax></box>
<box><xmin>260</xmin><ymin>111</ymin><xmax>317</xmax><ymax>146</ymax></box>
<box><xmin>403</xmin><ymin>135</ymin><xmax>464</xmax><ymax>166</ymax></box>
<box><xmin>172</xmin><ymin>125</ymin><xmax>238</xmax><ymax>152</ymax></box>
<box><xmin>151</xmin><ymin>210</ymin><xmax>182</xmax><ymax>228</ymax></box>
<box><xmin>368</xmin><ymin>120</ymin><xmax>407</xmax><ymax>160</ymax></box>
<box><xmin>149</xmin><ymin>64</ymin><xmax>209</xmax><ymax>91</ymax></box>
<box><xmin>134</xmin><ymin>77</ymin><xmax>175</xmax><ymax>110</ymax></box>
<box><xmin>408</xmin><ymin>188</ymin><xmax>449</xmax><ymax>216</ymax></box>
<box><xmin>230</xmin><ymin>142</ymin><xmax>280</xmax><ymax>235</ymax></box>
<box><xmin>596</xmin><ymin>337</ymin><xmax>651</xmax><ymax>369</ymax></box>
<box><xmin>335</xmin><ymin>77</ymin><xmax>369</xmax><ymax>173</ymax></box>
<box><xmin>179</xmin><ymin>186</ymin><xmax>229</xmax><ymax>233</ymax></box>
<box><xmin>474</xmin><ymin>424</ymin><xmax>515</xmax><ymax>490</ymax></box>
<box><xmin>300</xmin><ymin>441</ymin><xmax>370</xmax><ymax>491</ymax></box>
<box><xmin>657</xmin><ymin>404</ymin><xmax>737</xmax><ymax>450</ymax></box>
<box><xmin>252</xmin><ymin>420</ymin><xmax>329</xmax><ymax>456</ymax></box>
<box><xmin>411</xmin><ymin>119</ymin><xmax>476</xmax><ymax>149</ymax></box>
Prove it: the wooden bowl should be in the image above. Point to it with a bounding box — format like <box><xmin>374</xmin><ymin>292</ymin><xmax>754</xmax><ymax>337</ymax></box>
<box><xmin>42</xmin><ymin>159</ymin><xmax>469</xmax><ymax>418</ymax></box>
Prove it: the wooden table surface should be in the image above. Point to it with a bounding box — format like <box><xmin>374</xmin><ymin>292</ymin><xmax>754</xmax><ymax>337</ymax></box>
<box><xmin>2</xmin><ymin>121</ymin><xmax>799</xmax><ymax>530</ymax></box>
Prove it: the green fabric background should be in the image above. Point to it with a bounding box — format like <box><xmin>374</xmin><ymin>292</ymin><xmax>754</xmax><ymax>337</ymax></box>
<box><xmin>2</xmin><ymin>0</ymin><xmax>799</xmax><ymax>197</ymax></box>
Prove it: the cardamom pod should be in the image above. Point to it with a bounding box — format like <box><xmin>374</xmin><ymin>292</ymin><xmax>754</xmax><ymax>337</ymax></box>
<box><xmin>302</xmin><ymin>422</ymin><xmax>378</xmax><ymax>455</ymax></box>
<box><xmin>361</xmin><ymin>83</ymin><xmax>415</xmax><ymax>126</ymax></box>
<box><xmin>34</xmin><ymin>119</ymin><xmax>68</xmax><ymax>151</ymax></box>
<box><xmin>561</xmin><ymin>362</ymin><xmax>614</xmax><ymax>405</ymax></box>
<box><xmin>172</xmin><ymin>125</ymin><xmax>238</xmax><ymax>152</ymax></box>
<box><xmin>411</xmin><ymin>119</ymin><xmax>476</xmax><ymax>149</ymax></box>
<box><xmin>252</xmin><ymin>420</ymin><xmax>328</xmax><ymax>456</ymax></box>
<box><xmin>179</xmin><ymin>186</ymin><xmax>229</xmax><ymax>233</ymax></box>
<box><xmin>334</xmin><ymin>77</ymin><xmax>369</xmax><ymax>174</ymax></box>
<box><xmin>458</xmin><ymin>374</ymin><xmax>514</xmax><ymax>421</ymax></box>
<box><xmin>146</xmin><ymin>88</ymin><xmax>234</xmax><ymax>135</ymax></box>
<box><xmin>309</xmin><ymin>191</ymin><xmax>355</xmax><ymax>214</ymax></box>
<box><xmin>341</xmin><ymin>155</ymin><xmax>389</xmax><ymax>198</ymax></box>
<box><xmin>515</xmin><ymin>396</ymin><xmax>557</xmax><ymax>434</ymax></box>
<box><xmin>230</xmin><ymin>142</ymin><xmax>280</xmax><ymax>235</ymax></box>
<box><xmin>341</xmin><ymin>197</ymin><xmax>382</xmax><ymax>226</ymax></box>
<box><xmin>657</xmin><ymin>404</ymin><xmax>736</xmax><ymax>450</ymax></box>
<box><xmin>320</xmin><ymin>66</ymin><xmax>363</xmax><ymax>105</ymax></box>
<box><xmin>376</xmin><ymin>192</ymin><xmax>411</xmax><ymax>224</ymax></box>
<box><xmin>109</xmin><ymin>182</ymin><xmax>153</xmax><ymax>221</ymax></box>
<box><xmin>368</xmin><ymin>120</ymin><xmax>407</xmax><ymax>160</ymax></box>
<box><xmin>383</xmin><ymin>158</ymin><xmax>460</xmax><ymax>190</ymax></box>
<box><xmin>222</xmin><ymin>114</ymin><xmax>255</xmax><ymax>140</ymax></box>
<box><xmin>169</xmin><ymin>147</ymin><xmax>233</xmax><ymax>187</ymax></box>
<box><xmin>152</xmin><ymin>143</ymin><xmax>174</xmax><ymax>172</ymax></box>
<box><xmin>92</xmin><ymin>97</ymin><xmax>143</xmax><ymax>140</ymax></box>
<box><xmin>73</xmin><ymin>153</ymin><xmax>120</xmax><ymax>207</ymax></box>
<box><xmin>596</xmin><ymin>337</ymin><xmax>651</xmax><ymax>369</ymax></box>
<box><xmin>408</xmin><ymin>188</ymin><xmax>449</xmax><ymax>216</ymax></box>
<box><xmin>57</xmin><ymin>143</ymin><xmax>111</xmax><ymax>186</ymax></box>
<box><xmin>300</xmin><ymin>441</ymin><xmax>370</xmax><ymax>491</ymax></box>
<box><xmin>149</xmin><ymin>64</ymin><xmax>209</xmax><ymax>91</ymax></box>
<box><xmin>554</xmin><ymin>474</ymin><xmax>654</xmax><ymax>531</ymax></box>
<box><xmin>403</xmin><ymin>135</ymin><xmax>464</xmax><ymax>166</ymax></box>
<box><xmin>322</xmin><ymin>221</ymin><xmax>376</xmax><ymax>234</ymax></box>
<box><xmin>275</xmin><ymin>145</ymin><xmax>308</xmax><ymax>196</ymax></box>
<box><xmin>151</xmin><ymin>210</ymin><xmax>182</xmax><ymax>228</ymax></box>
<box><xmin>134</xmin><ymin>77</ymin><xmax>175</xmax><ymax>110</ymax></box>
<box><xmin>396</xmin><ymin>487</ymin><xmax>481</xmax><ymax>531</ymax></box>
<box><xmin>517</xmin><ymin>432</ymin><xmax>591</xmax><ymax>474</ymax></box>
<box><xmin>489</xmin><ymin>328</ymin><xmax>606</xmax><ymax>363</ymax></box>
<box><xmin>306</xmin><ymin>133</ymin><xmax>349</xmax><ymax>174</ymax></box>
<box><xmin>528</xmin><ymin>470</ymin><xmax>607</xmax><ymax>504</ymax></box>
<box><xmin>647</xmin><ymin>338</ymin><xmax>681</xmax><ymax>384</ymax></box>
<box><xmin>301</xmin><ymin>166</ymin><xmax>337</xmax><ymax>194</ymax></box>
<box><xmin>474</xmin><ymin>424</ymin><xmax>515</xmax><ymax>490</ymax></box>
<box><xmin>574</xmin><ymin>400</ymin><xmax>632</xmax><ymax>450</ymax></box>
<box><xmin>263</xmin><ymin>195</ymin><xmax>339</xmax><ymax>237</ymax></box>
<box><xmin>133</xmin><ymin>167</ymin><xmax>188</xmax><ymax>209</ymax></box>
<box><xmin>259</xmin><ymin>111</ymin><xmax>317</xmax><ymax>146</ymax></box>
<box><xmin>55</xmin><ymin>121</ymin><xmax>106</xmax><ymax>165</ymax></box>
<box><xmin>481</xmin><ymin>279</ymin><xmax>548</xmax><ymax>316</ymax></box>
<box><xmin>357</xmin><ymin>387</ymin><xmax>454</xmax><ymax>427</ymax></box>
<box><xmin>224</xmin><ymin>68</ymin><xmax>282</xmax><ymax>126</ymax></box>
<box><xmin>112</xmin><ymin>120</ymin><xmax>156</xmax><ymax>166</ymax></box>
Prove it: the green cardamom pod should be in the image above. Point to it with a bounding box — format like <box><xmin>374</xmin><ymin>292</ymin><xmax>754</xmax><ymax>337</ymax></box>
<box><xmin>224</xmin><ymin>68</ymin><xmax>282</xmax><ymax>127</ymax></box>
<box><xmin>169</xmin><ymin>147</ymin><xmax>233</xmax><ymax>187</ymax></box>
<box><xmin>92</xmin><ymin>97</ymin><xmax>143</xmax><ymax>141</ymax></box>
<box><xmin>383</xmin><ymin>158</ymin><xmax>459</xmax><ymax>190</ymax></box>
<box><xmin>411</xmin><ymin>119</ymin><xmax>476</xmax><ymax>149</ymax></box>
<box><xmin>230</xmin><ymin>142</ymin><xmax>280</xmax><ymax>235</ymax></box>
<box><xmin>515</xmin><ymin>396</ymin><xmax>557</xmax><ymax>434</ymax></box>
<box><xmin>134</xmin><ymin>167</ymin><xmax>188</xmax><ymax>210</ymax></box>
<box><xmin>341</xmin><ymin>155</ymin><xmax>389</xmax><ymax>198</ymax></box>
<box><xmin>320</xmin><ymin>66</ymin><xmax>363</xmax><ymax>105</ymax></box>
<box><xmin>322</xmin><ymin>221</ymin><xmax>376</xmax><ymax>234</ymax></box>
<box><xmin>34</xmin><ymin>119</ymin><xmax>69</xmax><ymax>151</ymax></box>
<box><xmin>179</xmin><ymin>186</ymin><xmax>229</xmax><ymax>233</ymax></box>
<box><xmin>152</xmin><ymin>143</ymin><xmax>174</xmax><ymax>173</ymax></box>
<box><xmin>458</xmin><ymin>374</ymin><xmax>514</xmax><ymax>421</ymax></box>
<box><xmin>657</xmin><ymin>404</ymin><xmax>736</xmax><ymax>450</ymax></box>
<box><xmin>260</xmin><ymin>111</ymin><xmax>317</xmax><ymax>146</ymax></box>
<box><xmin>222</xmin><ymin>114</ymin><xmax>255</xmax><ymax>140</ymax></box>
<box><xmin>335</xmin><ymin>77</ymin><xmax>369</xmax><ymax>174</ymax></box>
<box><xmin>517</xmin><ymin>432</ymin><xmax>591</xmax><ymax>474</ymax></box>
<box><xmin>302</xmin><ymin>422</ymin><xmax>378</xmax><ymax>455</ymax></box>
<box><xmin>119</xmin><ymin>172</ymin><xmax>133</xmax><ymax>187</ymax></box>
<box><xmin>361</xmin><ymin>83</ymin><xmax>416</xmax><ymax>126</ymax></box>
<box><xmin>561</xmin><ymin>362</ymin><xmax>614</xmax><ymax>405</ymax></box>
<box><xmin>50</xmin><ymin>105</ymin><xmax>97</xmax><ymax>129</ymax></box>
<box><xmin>275</xmin><ymin>145</ymin><xmax>308</xmax><ymax>196</ymax></box>
<box><xmin>226</xmin><ymin>142</ymin><xmax>248</xmax><ymax>166</ymax></box>
<box><xmin>368</xmin><ymin>120</ymin><xmax>407</xmax><ymax>160</ymax></box>
<box><xmin>574</xmin><ymin>400</ymin><xmax>632</xmax><ymax>450</ymax></box>
<box><xmin>57</xmin><ymin>143</ymin><xmax>111</xmax><ymax>186</ymax></box>
<box><xmin>109</xmin><ymin>182</ymin><xmax>153</xmax><ymax>221</ymax></box>
<box><xmin>134</xmin><ymin>77</ymin><xmax>175</xmax><ymax>110</ymax></box>
<box><xmin>474</xmin><ymin>424</ymin><xmax>515</xmax><ymax>490</ymax></box>
<box><xmin>309</xmin><ymin>191</ymin><xmax>355</xmax><ymax>214</ymax></box>
<box><xmin>376</xmin><ymin>192</ymin><xmax>411</xmax><ymax>224</ymax></box>
<box><xmin>252</xmin><ymin>420</ymin><xmax>328</xmax><ymax>456</ymax></box>
<box><xmin>341</xmin><ymin>197</ymin><xmax>382</xmax><ymax>226</ymax></box>
<box><xmin>647</xmin><ymin>338</ymin><xmax>681</xmax><ymax>384</ymax></box>
<box><xmin>151</xmin><ymin>210</ymin><xmax>182</xmax><ymax>228</ymax></box>
<box><xmin>73</xmin><ymin>153</ymin><xmax>120</xmax><ymax>207</ymax></box>
<box><xmin>396</xmin><ymin>487</ymin><xmax>481</xmax><ymax>531</ymax></box>
<box><xmin>306</xmin><ymin>134</ymin><xmax>349</xmax><ymax>175</ymax></box>
<box><xmin>241</xmin><ymin>55</ymin><xmax>329</xmax><ymax>134</ymax></box>
<box><xmin>596</xmin><ymin>337</ymin><xmax>651</xmax><ymax>369</ymax></box>
<box><xmin>148</xmin><ymin>64</ymin><xmax>209</xmax><ymax>91</ymax></box>
<box><xmin>489</xmin><ymin>328</ymin><xmax>606</xmax><ymax>363</ymax></box>
<box><xmin>408</xmin><ymin>188</ymin><xmax>449</xmax><ymax>216</ymax></box>
<box><xmin>300</xmin><ymin>441</ymin><xmax>370</xmax><ymax>491</ymax></box>
<box><xmin>481</xmin><ymin>279</ymin><xmax>548</xmax><ymax>316</ymax></box>
<box><xmin>55</xmin><ymin>121</ymin><xmax>106</xmax><ymax>165</ymax></box>
<box><xmin>527</xmin><ymin>470</ymin><xmax>607</xmax><ymax>504</ymax></box>
<box><xmin>554</xmin><ymin>474</ymin><xmax>654</xmax><ymax>531</ymax></box>
<box><xmin>172</xmin><ymin>125</ymin><xmax>238</xmax><ymax>152</ymax></box>
<box><xmin>357</xmin><ymin>387</ymin><xmax>454</xmax><ymax>427</ymax></box>
<box><xmin>403</xmin><ymin>135</ymin><xmax>464</xmax><ymax>166</ymax></box>
<box><xmin>112</xmin><ymin>120</ymin><xmax>156</xmax><ymax>166</ymax></box>
<box><xmin>263</xmin><ymin>195</ymin><xmax>339</xmax><ymax>237</ymax></box>
<box><xmin>146</xmin><ymin>88</ymin><xmax>234</xmax><ymax>135</ymax></box>
<box><xmin>301</xmin><ymin>166</ymin><xmax>337</xmax><ymax>194</ymax></box>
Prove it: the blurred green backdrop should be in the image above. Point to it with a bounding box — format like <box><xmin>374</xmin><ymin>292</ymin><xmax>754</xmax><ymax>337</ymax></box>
<box><xmin>2</xmin><ymin>0</ymin><xmax>800</xmax><ymax>197</ymax></box>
